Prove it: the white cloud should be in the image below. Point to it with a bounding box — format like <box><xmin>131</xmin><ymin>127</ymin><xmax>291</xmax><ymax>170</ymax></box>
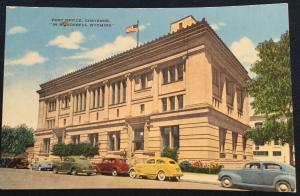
<box><xmin>210</xmin><ymin>22</ymin><xmax>226</xmax><ymax>31</ymax></box>
<box><xmin>65</xmin><ymin>35</ymin><xmax>136</xmax><ymax>61</ymax></box>
<box><xmin>48</xmin><ymin>31</ymin><xmax>86</xmax><ymax>49</ymax></box>
<box><xmin>5</xmin><ymin>51</ymin><xmax>48</xmax><ymax>66</ymax></box>
<box><xmin>230</xmin><ymin>37</ymin><xmax>259</xmax><ymax>78</ymax></box>
<box><xmin>7</xmin><ymin>26</ymin><xmax>27</xmax><ymax>35</ymax></box>
<box><xmin>273</xmin><ymin>37</ymin><xmax>280</xmax><ymax>42</ymax></box>
<box><xmin>139</xmin><ymin>25</ymin><xmax>146</xmax><ymax>31</ymax></box>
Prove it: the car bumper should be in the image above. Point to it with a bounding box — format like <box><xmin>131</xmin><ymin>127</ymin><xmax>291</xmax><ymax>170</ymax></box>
<box><xmin>81</xmin><ymin>169</ymin><xmax>96</xmax><ymax>173</ymax></box>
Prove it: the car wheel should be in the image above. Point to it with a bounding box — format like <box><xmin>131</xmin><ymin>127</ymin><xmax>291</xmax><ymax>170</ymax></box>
<box><xmin>71</xmin><ymin>168</ymin><xmax>77</xmax><ymax>176</ymax></box>
<box><xmin>129</xmin><ymin>169</ymin><xmax>136</xmax><ymax>179</ymax></box>
<box><xmin>276</xmin><ymin>181</ymin><xmax>292</xmax><ymax>192</ymax></box>
<box><xmin>221</xmin><ymin>176</ymin><xmax>233</xmax><ymax>188</ymax></box>
<box><xmin>112</xmin><ymin>169</ymin><xmax>118</xmax><ymax>176</ymax></box>
<box><xmin>53</xmin><ymin>167</ymin><xmax>58</xmax><ymax>174</ymax></box>
<box><xmin>157</xmin><ymin>171</ymin><xmax>166</xmax><ymax>181</ymax></box>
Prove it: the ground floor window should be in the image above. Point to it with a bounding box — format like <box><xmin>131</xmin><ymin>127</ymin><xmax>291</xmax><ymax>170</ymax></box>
<box><xmin>133</xmin><ymin>128</ymin><xmax>144</xmax><ymax>151</ymax></box>
<box><xmin>43</xmin><ymin>138</ymin><xmax>50</xmax><ymax>153</ymax></box>
<box><xmin>57</xmin><ymin>136</ymin><xmax>62</xmax><ymax>144</ymax></box>
<box><xmin>161</xmin><ymin>126</ymin><xmax>179</xmax><ymax>150</ymax></box>
<box><xmin>232</xmin><ymin>132</ymin><xmax>238</xmax><ymax>154</ymax></box>
<box><xmin>71</xmin><ymin>135</ymin><xmax>80</xmax><ymax>144</ymax></box>
<box><xmin>88</xmin><ymin>133</ymin><xmax>99</xmax><ymax>146</ymax></box>
<box><xmin>108</xmin><ymin>131</ymin><xmax>120</xmax><ymax>151</ymax></box>
<box><xmin>219</xmin><ymin>128</ymin><xmax>227</xmax><ymax>153</ymax></box>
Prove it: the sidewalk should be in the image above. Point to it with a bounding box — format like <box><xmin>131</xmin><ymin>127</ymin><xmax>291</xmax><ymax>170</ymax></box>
<box><xmin>180</xmin><ymin>172</ymin><xmax>220</xmax><ymax>185</ymax></box>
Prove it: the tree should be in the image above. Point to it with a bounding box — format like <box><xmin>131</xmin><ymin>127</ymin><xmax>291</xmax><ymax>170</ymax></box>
<box><xmin>1</xmin><ymin>124</ymin><xmax>34</xmax><ymax>157</ymax></box>
<box><xmin>52</xmin><ymin>143</ymin><xmax>99</xmax><ymax>159</ymax></box>
<box><xmin>246</xmin><ymin>31</ymin><xmax>294</xmax><ymax>165</ymax></box>
<box><xmin>161</xmin><ymin>148</ymin><xmax>178</xmax><ymax>162</ymax></box>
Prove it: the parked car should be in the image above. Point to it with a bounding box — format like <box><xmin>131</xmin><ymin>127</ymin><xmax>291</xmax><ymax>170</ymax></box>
<box><xmin>129</xmin><ymin>157</ymin><xmax>183</xmax><ymax>181</ymax></box>
<box><xmin>95</xmin><ymin>158</ymin><xmax>129</xmax><ymax>176</ymax></box>
<box><xmin>52</xmin><ymin>156</ymin><xmax>95</xmax><ymax>176</ymax></box>
<box><xmin>0</xmin><ymin>158</ymin><xmax>12</xmax><ymax>168</ymax></box>
<box><xmin>6</xmin><ymin>158</ymin><xmax>29</xmax><ymax>169</ymax></box>
<box><xmin>31</xmin><ymin>161</ymin><xmax>54</xmax><ymax>171</ymax></box>
<box><xmin>218</xmin><ymin>161</ymin><xmax>296</xmax><ymax>192</ymax></box>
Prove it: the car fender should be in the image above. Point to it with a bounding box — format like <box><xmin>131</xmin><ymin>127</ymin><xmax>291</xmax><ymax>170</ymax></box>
<box><xmin>273</xmin><ymin>175</ymin><xmax>296</xmax><ymax>190</ymax></box>
<box><xmin>218</xmin><ymin>171</ymin><xmax>242</xmax><ymax>184</ymax></box>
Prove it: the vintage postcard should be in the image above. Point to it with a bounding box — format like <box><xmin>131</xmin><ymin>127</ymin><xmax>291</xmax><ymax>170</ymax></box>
<box><xmin>0</xmin><ymin>3</ymin><xmax>296</xmax><ymax>192</ymax></box>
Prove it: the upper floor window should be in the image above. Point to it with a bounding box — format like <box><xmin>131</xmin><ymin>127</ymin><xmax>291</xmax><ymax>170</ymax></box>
<box><xmin>212</xmin><ymin>67</ymin><xmax>220</xmax><ymax>87</ymax></box>
<box><xmin>61</xmin><ymin>96</ymin><xmax>70</xmax><ymax>109</ymax></box>
<box><xmin>177</xmin><ymin>95</ymin><xmax>183</xmax><ymax>109</ymax></box>
<box><xmin>236</xmin><ymin>87</ymin><xmax>244</xmax><ymax>113</ymax></box>
<box><xmin>48</xmin><ymin>100</ymin><xmax>56</xmax><ymax>112</ymax></box>
<box><xmin>47</xmin><ymin>119</ymin><xmax>55</xmax><ymax>129</ymax></box>
<box><xmin>162</xmin><ymin>98</ymin><xmax>167</xmax><ymax>112</ymax></box>
<box><xmin>161</xmin><ymin>95</ymin><xmax>184</xmax><ymax>112</ymax></box>
<box><xmin>74</xmin><ymin>92</ymin><xmax>86</xmax><ymax>112</ymax></box>
<box><xmin>162</xmin><ymin>63</ymin><xmax>184</xmax><ymax>84</ymax></box>
<box><xmin>111</xmin><ymin>80</ymin><xmax>126</xmax><ymax>105</ymax></box>
<box><xmin>226</xmin><ymin>79</ymin><xmax>234</xmax><ymax>106</ymax></box>
<box><xmin>135</xmin><ymin>72</ymin><xmax>153</xmax><ymax>90</ymax></box>
<box><xmin>92</xmin><ymin>86</ymin><xmax>105</xmax><ymax>109</ymax></box>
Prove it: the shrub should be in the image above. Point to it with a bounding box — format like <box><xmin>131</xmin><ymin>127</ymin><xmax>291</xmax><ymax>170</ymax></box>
<box><xmin>52</xmin><ymin>143</ymin><xmax>99</xmax><ymax>159</ymax></box>
<box><xmin>179</xmin><ymin>160</ymin><xmax>223</xmax><ymax>174</ymax></box>
<box><xmin>161</xmin><ymin>148</ymin><xmax>178</xmax><ymax>162</ymax></box>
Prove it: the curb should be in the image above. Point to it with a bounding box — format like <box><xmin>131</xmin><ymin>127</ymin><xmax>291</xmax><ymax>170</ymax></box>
<box><xmin>180</xmin><ymin>178</ymin><xmax>220</xmax><ymax>185</ymax></box>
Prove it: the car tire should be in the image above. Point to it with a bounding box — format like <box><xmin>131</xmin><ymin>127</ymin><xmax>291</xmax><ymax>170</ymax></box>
<box><xmin>112</xmin><ymin>169</ymin><xmax>118</xmax><ymax>176</ymax></box>
<box><xmin>157</xmin><ymin>171</ymin><xmax>166</xmax><ymax>181</ymax></box>
<box><xmin>71</xmin><ymin>168</ymin><xmax>77</xmax><ymax>176</ymax></box>
<box><xmin>275</xmin><ymin>181</ymin><xmax>292</xmax><ymax>192</ymax></box>
<box><xmin>53</xmin><ymin>167</ymin><xmax>58</xmax><ymax>174</ymax></box>
<box><xmin>129</xmin><ymin>169</ymin><xmax>136</xmax><ymax>179</ymax></box>
<box><xmin>221</xmin><ymin>176</ymin><xmax>233</xmax><ymax>188</ymax></box>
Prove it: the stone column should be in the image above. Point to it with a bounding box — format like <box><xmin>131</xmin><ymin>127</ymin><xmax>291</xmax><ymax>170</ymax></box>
<box><xmin>120</xmin><ymin>81</ymin><xmax>124</xmax><ymax>103</ymax></box>
<box><xmin>125</xmin><ymin>73</ymin><xmax>132</xmax><ymax>117</ymax></box>
<box><xmin>55</xmin><ymin>96</ymin><xmax>59</xmax><ymax>127</ymax></box>
<box><xmin>85</xmin><ymin>86</ymin><xmax>90</xmax><ymax>122</ymax></box>
<box><xmin>151</xmin><ymin>65</ymin><xmax>159</xmax><ymax>114</ymax></box>
<box><xmin>104</xmin><ymin>80</ymin><xmax>109</xmax><ymax>120</ymax></box>
<box><xmin>69</xmin><ymin>91</ymin><xmax>74</xmax><ymax>125</ymax></box>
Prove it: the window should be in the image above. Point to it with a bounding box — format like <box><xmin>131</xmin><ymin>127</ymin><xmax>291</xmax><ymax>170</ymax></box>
<box><xmin>146</xmin><ymin>159</ymin><xmax>155</xmax><ymax>164</ymax></box>
<box><xmin>253</xmin><ymin>151</ymin><xmax>268</xmax><ymax>156</ymax></box>
<box><xmin>162</xmin><ymin>68</ymin><xmax>168</xmax><ymax>84</ymax></box>
<box><xmin>122</xmin><ymin>81</ymin><xmax>126</xmax><ymax>102</ymax></box>
<box><xmin>108</xmin><ymin>131</ymin><xmax>120</xmax><ymax>151</ymax></box>
<box><xmin>161</xmin><ymin>126</ymin><xmax>179</xmax><ymax>150</ymax></box>
<box><xmin>75</xmin><ymin>92</ymin><xmax>86</xmax><ymax>112</ymax></box>
<box><xmin>237</xmin><ymin>87</ymin><xmax>244</xmax><ymax>112</ymax></box>
<box><xmin>254</xmin><ymin>122</ymin><xmax>263</xmax><ymax>128</ymax></box>
<box><xmin>177</xmin><ymin>95</ymin><xmax>183</xmax><ymax>109</ymax></box>
<box><xmin>177</xmin><ymin>64</ymin><xmax>184</xmax><ymax>81</ymax></box>
<box><xmin>43</xmin><ymin>138</ymin><xmax>50</xmax><ymax>153</ymax></box>
<box><xmin>62</xmin><ymin>96</ymin><xmax>70</xmax><ymax>109</ymax></box>
<box><xmin>212</xmin><ymin>67</ymin><xmax>220</xmax><ymax>87</ymax></box>
<box><xmin>47</xmin><ymin>119</ymin><xmax>55</xmax><ymax>129</ymax></box>
<box><xmin>133</xmin><ymin>128</ymin><xmax>144</xmax><ymax>151</ymax></box>
<box><xmin>140</xmin><ymin>104</ymin><xmax>145</xmax><ymax>114</ymax></box>
<box><xmin>263</xmin><ymin>163</ymin><xmax>281</xmax><ymax>171</ymax></box>
<box><xmin>111</xmin><ymin>83</ymin><xmax>115</xmax><ymax>104</ymax></box>
<box><xmin>162</xmin><ymin>98</ymin><xmax>167</xmax><ymax>112</ymax></box>
<box><xmin>71</xmin><ymin>135</ymin><xmax>80</xmax><ymax>144</ymax></box>
<box><xmin>117</xmin><ymin>109</ymin><xmax>119</xmax><ymax>117</ymax></box>
<box><xmin>169</xmin><ymin>66</ymin><xmax>176</xmax><ymax>82</ymax></box>
<box><xmin>219</xmin><ymin>128</ymin><xmax>227</xmax><ymax>153</ymax></box>
<box><xmin>147</xmin><ymin>72</ymin><xmax>153</xmax><ymax>87</ymax></box>
<box><xmin>273</xmin><ymin>151</ymin><xmax>282</xmax><ymax>156</ymax></box>
<box><xmin>117</xmin><ymin>82</ymin><xmax>121</xmax><ymax>104</ymax></box>
<box><xmin>48</xmin><ymin>100</ymin><xmax>56</xmax><ymax>112</ymax></box>
<box><xmin>245</xmin><ymin>163</ymin><xmax>261</xmax><ymax>169</ymax></box>
<box><xmin>89</xmin><ymin>133</ymin><xmax>99</xmax><ymax>146</ymax></box>
<box><xmin>169</xmin><ymin>96</ymin><xmax>175</xmax><ymax>111</ymax></box>
<box><xmin>157</xmin><ymin>159</ymin><xmax>165</xmax><ymax>164</ymax></box>
<box><xmin>232</xmin><ymin>132</ymin><xmax>238</xmax><ymax>154</ymax></box>
<box><xmin>57</xmin><ymin>136</ymin><xmax>62</xmax><ymax>144</ymax></box>
<box><xmin>63</xmin><ymin>119</ymin><xmax>66</xmax><ymax>126</ymax></box>
<box><xmin>226</xmin><ymin>79</ymin><xmax>234</xmax><ymax>106</ymax></box>
<box><xmin>141</xmin><ymin>74</ymin><xmax>146</xmax><ymax>89</ymax></box>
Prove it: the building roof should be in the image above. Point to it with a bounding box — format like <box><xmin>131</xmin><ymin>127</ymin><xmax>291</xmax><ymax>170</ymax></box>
<box><xmin>38</xmin><ymin>17</ymin><xmax>249</xmax><ymax>97</ymax></box>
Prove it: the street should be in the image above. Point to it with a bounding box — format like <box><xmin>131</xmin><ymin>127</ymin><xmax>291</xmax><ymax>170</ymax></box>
<box><xmin>0</xmin><ymin>168</ymin><xmax>244</xmax><ymax>190</ymax></box>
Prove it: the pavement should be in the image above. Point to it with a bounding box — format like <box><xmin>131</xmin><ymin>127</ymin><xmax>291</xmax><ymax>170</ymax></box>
<box><xmin>181</xmin><ymin>172</ymin><xmax>220</xmax><ymax>185</ymax></box>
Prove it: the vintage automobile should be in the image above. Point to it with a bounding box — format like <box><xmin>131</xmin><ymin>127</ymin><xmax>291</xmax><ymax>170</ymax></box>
<box><xmin>5</xmin><ymin>158</ymin><xmax>29</xmax><ymax>169</ymax></box>
<box><xmin>218</xmin><ymin>161</ymin><xmax>296</xmax><ymax>192</ymax></box>
<box><xmin>129</xmin><ymin>157</ymin><xmax>183</xmax><ymax>181</ymax></box>
<box><xmin>31</xmin><ymin>161</ymin><xmax>54</xmax><ymax>171</ymax></box>
<box><xmin>95</xmin><ymin>158</ymin><xmax>129</xmax><ymax>176</ymax></box>
<box><xmin>52</xmin><ymin>156</ymin><xmax>95</xmax><ymax>176</ymax></box>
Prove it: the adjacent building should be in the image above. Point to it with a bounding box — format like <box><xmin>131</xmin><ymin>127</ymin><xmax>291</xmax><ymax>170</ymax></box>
<box><xmin>34</xmin><ymin>16</ymin><xmax>253</xmax><ymax>168</ymax></box>
<box><xmin>250</xmin><ymin>115</ymin><xmax>294</xmax><ymax>165</ymax></box>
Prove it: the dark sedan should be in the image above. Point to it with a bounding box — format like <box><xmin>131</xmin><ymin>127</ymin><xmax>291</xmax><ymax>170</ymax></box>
<box><xmin>218</xmin><ymin>161</ymin><xmax>296</xmax><ymax>192</ymax></box>
<box><xmin>95</xmin><ymin>158</ymin><xmax>129</xmax><ymax>176</ymax></box>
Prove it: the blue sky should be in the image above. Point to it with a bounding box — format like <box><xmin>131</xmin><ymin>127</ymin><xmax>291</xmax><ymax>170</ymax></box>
<box><xmin>2</xmin><ymin>4</ymin><xmax>289</xmax><ymax>128</ymax></box>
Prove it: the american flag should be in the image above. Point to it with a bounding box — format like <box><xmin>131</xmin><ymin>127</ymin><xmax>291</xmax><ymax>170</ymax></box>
<box><xmin>125</xmin><ymin>24</ymin><xmax>138</xmax><ymax>33</ymax></box>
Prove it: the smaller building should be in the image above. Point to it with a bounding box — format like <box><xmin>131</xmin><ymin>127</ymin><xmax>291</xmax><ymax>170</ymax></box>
<box><xmin>250</xmin><ymin>115</ymin><xmax>294</xmax><ymax>165</ymax></box>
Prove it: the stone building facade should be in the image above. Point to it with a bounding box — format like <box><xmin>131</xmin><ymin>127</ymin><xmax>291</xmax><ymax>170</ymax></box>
<box><xmin>34</xmin><ymin>16</ymin><xmax>253</xmax><ymax>168</ymax></box>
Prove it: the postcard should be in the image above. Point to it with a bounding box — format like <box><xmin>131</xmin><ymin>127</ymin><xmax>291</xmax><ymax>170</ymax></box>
<box><xmin>0</xmin><ymin>3</ymin><xmax>296</xmax><ymax>192</ymax></box>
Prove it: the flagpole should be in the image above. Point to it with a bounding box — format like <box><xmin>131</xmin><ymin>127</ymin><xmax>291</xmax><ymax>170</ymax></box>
<box><xmin>137</xmin><ymin>20</ymin><xmax>139</xmax><ymax>47</ymax></box>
